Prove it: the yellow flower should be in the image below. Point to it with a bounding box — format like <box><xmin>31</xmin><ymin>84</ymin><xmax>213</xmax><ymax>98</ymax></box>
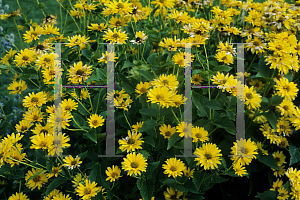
<box><xmin>272</xmin><ymin>165</ymin><xmax>286</xmax><ymax>178</ymax></box>
<box><xmin>147</xmin><ymin>86</ymin><xmax>174</xmax><ymax>108</ymax></box>
<box><xmin>62</xmin><ymin>98</ymin><xmax>78</xmax><ymax>113</ymax></box>
<box><xmin>88</xmin><ymin>23</ymin><xmax>107</xmax><ymax>32</ymax></box>
<box><xmin>30</xmin><ymin>133</ymin><xmax>52</xmax><ymax>150</ymax></box>
<box><xmin>70</xmin><ymin>9</ymin><xmax>84</xmax><ymax>18</ymax></box>
<box><xmin>118</xmin><ymin>130</ymin><xmax>144</xmax><ymax>152</ymax></box>
<box><xmin>23</xmin><ymin>26</ymin><xmax>44</xmax><ymax>43</ymax></box>
<box><xmin>122</xmin><ymin>152</ymin><xmax>147</xmax><ymax>176</ymax></box>
<box><xmin>52</xmin><ymin>193</ymin><xmax>72</xmax><ymax>200</ymax></box>
<box><xmin>270</xmin><ymin>179</ymin><xmax>283</xmax><ymax>191</ymax></box>
<box><xmin>275</xmin><ymin>78</ymin><xmax>298</xmax><ymax>101</ymax></box>
<box><xmin>256</xmin><ymin>141</ymin><xmax>268</xmax><ymax>155</ymax></box>
<box><xmin>276</xmin><ymin>98</ymin><xmax>295</xmax><ymax>118</ymax></box>
<box><xmin>15</xmin><ymin>119</ymin><xmax>32</xmax><ymax>133</ymax></box>
<box><xmin>67</xmin><ymin>61</ymin><xmax>93</xmax><ymax>84</ymax></box>
<box><xmin>191</xmin><ymin>74</ymin><xmax>203</xmax><ymax>85</ymax></box>
<box><xmin>151</xmin><ymin>74</ymin><xmax>179</xmax><ymax>91</ymax></box>
<box><xmin>66</xmin><ymin>35</ymin><xmax>90</xmax><ymax>50</ymax></box>
<box><xmin>215</xmin><ymin>51</ymin><xmax>234</xmax><ymax>65</ymax></box>
<box><xmin>109</xmin><ymin>15</ymin><xmax>130</xmax><ymax>29</ymax></box>
<box><xmin>183</xmin><ymin>167</ymin><xmax>194</xmax><ymax>179</ymax></box>
<box><xmin>76</xmin><ymin>179</ymin><xmax>102</xmax><ymax>200</ymax></box>
<box><xmin>159</xmin><ymin>124</ymin><xmax>176</xmax><ymax>139</ymax></box>
<box><xmin>192</xmin><ymin>126</ymin><xmax>209</xmax><ymax>143</ymax></box>
<box><xmin>130</xmin><ymin>31</ymin><xmax>148</xmax><ymax>45</ymax></box>
<box><xmin>25</xmin><ymin>168</ymin><xmax>48</xmax><ymax>190</ymax></box>
<box><xmin>151</xmin><ymin>0</ymin><xmax>174</xmax><ymax>9</ymax></box>
<box><xmin>107</xmin><ymin>0</ymin><xmax>133</xmax><ymax>16</ymax></box>
<box><xmin>273</xmin><ymin>151</ymin><xmax>287</xmax><ymax>167</ymax></box>
<box><xmin>230</xmin><ymin>138</ymin><xmax>258</xmax><ymax>166</ymax></box>
<box><xmin>23</xmin><ymin>91</ymin><xmax>47</xmax><ymax>108</ymax></box>
<box><xmin>164</xmin><ymin>187</ymin><xmax>183</xmax><ymax>200</ymax></box>
<box><xmin>36</xmin><ymin>52</ymin><xmax>56</xmax><ymax>69</ymax></box>
<box><xmin>97</xmin><ymin>51</ymin><xmax>118</xmax><ymax>63</ymax></box>
<box><xmin>244</xmin><ymin>85</ymin><xmax>262</xmax><ymax>110</ymax></box>
<box><xmin>103</xmin><ymin>28</ymin><xmax>128</xmax><ymax>44</ymax></box>
<box><xmin>8</xmin><ymin>192</ymin><xmax>29</xmax><ymax>200</ymax></box>
<box><xmin>132</xmin><ymin>121</ymin><xmax>144</xmax><ymax>133</ymax></box>
<box><xmin>47</xmin><ymin>163</ymin><xmax>62</xmax><ymax>178</ymax></box>
<box><xmin>162</xmin><ymin>158</ymin><xmax>186</xmax><ymax>178</ymax></box>
<box><xmin>0</xmin><ymin>48</ymin><xmax>17</xmax><ymax>65</ymax></box>
<box><xmin>135</xmin><ymin>82</ymin><xmax>152</xmax><ymax>97</ymax></box>
<box><xmin>176</xmin><ymin>121</ymin><xmax>193</xmax><ymax>138</ymax></box>
<box><xmin>14</xmin><ymin>48</ymin><xmax>36</xmax><ymax>67</ymax></box>
<box><xmin>23</xmin><ymin>107</ymin><xmax>44</xmax><ymax>123</ymax></box>
<box><xmin>233</xmin><ymin>162</ymin><xmax>247</xmax><ymax>177</ymax></box>
<box><xmin>105</xmin><ymin>165</ymin><xmax>122</xmax><ymax>182</ymax></box>
<box><xmin>194</xmin><ymin>143</ymin><xmax>222</xmax><ymax>170</ymax></box>
<box><xmin>88</xmin><ymin>114</ymin><xmax>105</xmax><ymax>128</ymax></box>
<box><xmin>7</xmin><ymin>79</ymin><xmax>27</xmax><ymax>95</ymax></box>
<box><xmin>63</xmin><ymin>155</ymin><xmax>82</xmax><ymax>170</ymax></box>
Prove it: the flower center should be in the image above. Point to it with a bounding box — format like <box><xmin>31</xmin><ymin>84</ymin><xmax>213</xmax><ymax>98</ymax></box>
<box><xmin>195</xmin><ymin>133</ymin><xmax>201</xmax><ymax>138</ymax></box>
<box><xmin>112</xmin><ymin>33</ymin><xmax>119</xmax><ymax>39</ymax></box>
<box><xmin>178</xmin><ymin>59</ymin><xmax>184</xmax><ymax>66</ymax></box>
<box><xmin>240</xmin><ymin>147</ymin><xmax>248</xmax><ymax>154</ymax></box>
<box><xmin>22</xmin><ymin>56</ymin><xmax>29</xmax><ymax>61</ymax></box>
<box><xmin>204</xmin><ymin>153</ymin><xmax>212</xmax><ymax>160</ymax></box>
<box><xmin>31</xmin><ymin>97</ymin><xmax>39</xmax><ymax>103</ymax></box>
<box><xmin>111</xmin><ymin>172</ymin><xmax>118</xmax><ymax>178</ymax></box>
<box><xmin>33</xmin><ymin>176</ymin><xmax>41</xmax><ymax>182</ymax></box>
<box><xmin>136</xmin><ymin>37</ymin><xmax>142</xmax><ymax>43</ymax></box>
<box><xmin>84</xmin><ymin>188</ymin><xmax>91</xmax><ymax>195</ymax></box>
<box><xmin>127</xmin><ymin>138</ymin><xmax>135</xmax><ymax>144</ymax></box>
<box><xmin>283</xmin><ymin>86</ymin><xmax>290</xmax><ymax>92</ymax></box>
<box><xmin>139</xmin><ymin>87</ymin><xmax>147</xmax><ymax>93</ymax></box>
<box><xmin>165</xmin><ymin>131</ymin><xmax>171</xmax><ymax>136</ymax></box>
<box><xmin>16</xmin><ymin>86</ymin><xmax>21</xmax><ymax>91</ymax></box>
<box><xmin>170</xmin><ymin>166</ymin><xmax>177</xmax><ymax>171</ymax></box>
<box><xmin>40</xmin><ymin>141</ymin><xmax>47</xmax><ymax>147</ymax></box>
<box><xmin>246</xmin><ymin>93</ymin><xmax>253</xmax><ymax>99</ymax></box>
<box><xmin>41</xmin><ymin>129</ymin><xmax>48</xmax><ymax>134</ymax></box>
<box><xmin>21</xmin><ymin>126</ymin><xmax>28</xmax><ymax>132</ymax></box>
<box><xmin>283</xmin><ymin>105</ymin><xmax>289</xmax><ymax>111</ymax></box>
<box><xmin>253</xmin><ymin>41</ymin><xmax>260</xmax><ymax>46</ymax></box>
<box><xmin>71</xmin><ymin>160</ymin><xmax>77</xmax><ymax>166</ymax></box>
<box><xmin>76</xmin><ymin>69</ymin><xmax>84</xmax><ymax>76</ymax></box>
<box><xmin>92</xmin><ymin>120</ymin><xmax>98</xmax><ymax>126</ymax></box>
<box><xmin>44</xmin><ymin>58</ymin><xmax>51</xmax><ymax>62</ymax></box>
<box><xmin>117</xmin><ymin>3</ymin><xmax>124</xmax><ymax>8</ymax></box>
<box><xmin>131</xmin><ymin>162</ymin><xmax>139</xmax><ymax>168</ymax></box>
<box><xmin>162</xmin><ymin>79</ymin><xmax>169</xmax><ymax>84</ymax></box>
<box><xmin>156</xmin><ymin>94</ymin><xmax>163</xmax><ymax>100</ymax></box>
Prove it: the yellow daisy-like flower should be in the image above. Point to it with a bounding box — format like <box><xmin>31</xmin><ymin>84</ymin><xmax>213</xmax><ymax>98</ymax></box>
<box><xmin>172</xmin><ymin>51</ymin><xmax>194</xmax><ymax>68</ymax></box>
<box><xmin>72</xmin><ymin>173</ymin><xmax>86</xmax><ymax>189</ymax></box>
<box><xmin>270</xmin><ymin>179</ymin><xmax>283</xmax><ymax>191</ymax></box>
<box><xmin>23</xmin><ymin>91</ymin><xmax>47</xmax><ymax>108</ymax></box>
<box><xmin>194</xmin><ymin>143</ymin><xmax>222</xmax><ymax>170</ymax></box>
<box><xmin>23</xmin><ymin>26</ymin><xmax>44</xmax><ymax>43</ymax></box>
<box><xmin>7</xmin><ymin>79</ymin><xmax>27</xmax><ymax>95</ymax></box>
<box><xmin>109</xmin><ymin>15</ymin><xmax>130</xmax><ymax>29</ymax></box>
<box><xmin>25</xmin><ymin>168</ymin><xmax>48</xmax><ymax>190</ymax></box>
<box><xmin>87</xmin><ymin>114</ymin><xmax>105</xmax><ymax>128</ymax></box>
<box><xmin>70</xmin><ymin>9</ymin><xmax>84</xmax><ymax>18</ymax></box>
<box><xmin>162</xmin><ymin>157</ymin><xmax>186</xmax><ymax>178</ymax></box>
<box><xmin>183</xmin><ymin>167</ymin><xmax>195</xmax><ymax>180</ymax></box>
<box><xmin>2</xmin><ymin>132</ymin><xmax>23</xmax><ymax>144</ymax></box>
<box><xmin>62</xmin><ymin>98</ymin><xmax>78</xmax><ymax>113</ymax></box>
<box><xmin>66</xmin><ymin>35</ymin><xmax>90</xmax><ymax>50</ymax></box>
<box><xmin>15</xmin><ymin>119</ymin><xmax>32</xmax><ymax>133</ymax></box>
<box><xmin>249</xmin><ymin>79</ymin><xmax>265</xmax><ymax>91</ymax></box>
<box><xmin>97</xmin><ymin>51</ymin><xmax>118</xmax><ymax>63</ymax></box>
<box><xmin>147</xmin><ymin>86</ymin><xmax>174</xmax><ymax>108</ymax></box>
<box><xmin>44</xmin><ymin>189</ymin><xmax>61</xmax><ymax>200</ymax></box>
<box><xmin>273</xmin><ymin>151</ymin><xmax>287</xmax><ymax>167</ymax></box>
<box><xmin>107</xmin><ymin>0</ymin><xmax>133</xmax><ymax>16</ymax></box>
<box><xmin>274</xmin><ymin>78</ymin><xmax>298</xmax><ymax>101</ymax></box>
<box><xmin>8</xmin><ymin>192</ymin><xmax>29</xmax><ymax>200</ymax></box>
<box><xmin>233</xmin><ymin>162</ymin><xmax>247</xmax><ymax>177</ymax></box>
<box><xmin>130</xmin><ymin>31</ymin><xmax>148</xmax><ymax>45</ymax></box>
<box><xmin>88</xmin><ymin>23</ymin><xmax>107</xmax><ymax>32</ymax></box>
<box><xmin>276</xmin><ymin>98</ymin><xmax>295</xmax><ymax>118</ymax></box>
<box><xmin>67</xmin><ymin>61</ymin><xmax>93</xmax><ymax>84</ymax></box>
<box><xmin>151</xmin><ymin>74</ymin><xmax>179</xmax><ymax>91</ymax></box>
<box><xmin>244</xmin><ymin>85</ymin><xmax>262</xmax><ymax>110</ymax></box>
<box><xmin>118</xmin><ymin>130</ymin><xmax>144</xmax><ymax>152</ymax></box>
<box><xmin>169</xmin><ymin>93</ymin><xmax>187</xmax><ymax>108</ymax></box>
<box><xmin>192</xmin><ymin>126</ymin><xmax>209</xmax><ymax>143</ymax></box>
<box><xmin>23</xmin><ymin>107</ymin><xmax>44</xmax><ymax>123</ymax></box>
<box><xmin>103</xmin><ymin>28</ymin><xmax>128</xmax><ymax>44</ymax></box>
<box><xmin>176</xmin><ymin>121</ymin><xmax>193</xmax><ymax>138</ymax></box>
<box><xmin>14</xmin><ymin>48</ymin><xmax>36</xmax><ymax>67</ymax></box>
<box><xmin>272</xmin><ymin>165</ymin><xmax>286</xmax><ymax>178</ymax></box>
<box><xmin>151</xmin><ymin>0</ymin><xmax>175</xmax><ymax>9</ymax></box>
<box><xmin>230</xmin><ymin>138</ymin><xmax>258</xmax><ymax>166</ymax></box>
<box><xmin>191</xmin><ymin>74</ymin><xmax>203</xmax><ymax>85</ymax></box>
<box><xmin>30</xmin><ymin>133</ymin><xmax>52</xmax><ymax>150</ymax></box>
<box><xmin>256</xmin><ymin>141</ymin><xmax>268</xmax><ymax>155</ymax></box>
<box><xmin>159</xmin><ymin>124</ymin><xmax>176</xmax><ymax>139</ymax></box>
<box><xmin>63</xmin><ymin>155</ymin><xmax>82</xmax><ymax>170</ymax></box>
<box><xmin>159</xmin><ymin>37</ymin><xmax>180</xmax><ymax>51</ymax></box>
<box><xmin>0</xmin><ymin>48</ymin><xmax>17</xmax><ymax>65</ymax></box>
<box><xmin>47</xmin><ymin>163</ymin><xmax>62</xmax><ymax>178</ymax></box>
<box><xmin>164</xmin><ymin>187</ymin><xmax>183</xmax><ymax>200</ymax></box>
<box><xmin>105</xmin><ymin>165</ymin><xmax>122</xmax><ymax>182</ymax></box>
<box><xmin>215</xmin><ymin>51</ymin><xmax>234</xmax><ymax>65</ymax></box>
<box><xmin>76</xmin><ymin>179</ymin><xmax>101</xmax><ymax>200</ymax></box>
<box><xmin>36</xmin><ymin>52</ymin><xmax>56</xmax><ymax>69</ymax></box>
<box><xmin>52</xmin><ymin>193</ymin><xmax>72</xmax><ymax>200</ymax></box>
<box><xmin>277</xmin><ymin>187</ymin><xmax>289</xmax><ymax>200</ymax></box>
<box><xmin>132</xmin><ymin>121</ymin><xmax>144</xmax><ymax>133</ymax></box>
<box><xmin>122</xmin><ymin>152</ymin><xmax>147</xmax><ymax>176</ymax></box>
<box><xmin>43</xmin><ymin>24</ymin><xmax>60</xmax><ymax>35</ymax></box>
<box><xmin>135</xmin><ymin>82</ymin><xmax>152</xmax><ymax>97</ymax></box>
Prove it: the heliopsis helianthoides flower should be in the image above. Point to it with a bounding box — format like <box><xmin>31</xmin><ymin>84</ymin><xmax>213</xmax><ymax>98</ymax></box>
<box><xmin>48</xmin><ymin>132</ymin><xmax>71</xmax><ymax>156</ymax></box>
<box><xmin>105</xmin><ymin>165</ymin><xmax>122</xmax><ymax>182</ymax></box>
<box><xmin>0</xmin><ymin>8</ymin><xmax>21</xmax><ymax>20</ymax></box>
<box><xmin>41</xmin><ymin>63</ymin><xmax>58</xmax><ymax>85</ymax></box>
<box><xmin>30</xmin><ymin>133</ymin><xmax>52</xmax><ymax>150</ymax></box>
<box><xmin>43</xmin><ymin>24</ymin><xmax>60</xmax><ymax>35</ymax></box>
<box><xmin>7</xmin><ymin>79</ymin><xmax>27</xmax><ymax>95</ymax></box>
<box><xmin>23</xmin><ymin>107</ymin><xmax>44</xmax><ymax>123</ymax></box>
<box><xmin>256</xmin><ymin>141</ymin><xmax>268</xmax><ymax>155</ymax></box>
<box><xmin>176</xmin><ymin>121</ymin><xmax>193</xmax><ymax>138</ymax></box>
<box><xmin>122</xmin><ymin>152</ymin><xmax>147</xmax><ymax>176</ymax></box>
<box><xmin>268</xmin><ymin>39</ymin><xmax>291</xmax><ymax>56</ymax></box>
<box><xmin>192</xmin><ymin>126</ymin><xmax>209</xmax><ymax>143</ymax></box>
<box><xmin>248</xmin><ymin>79</ymin><xmax>265</xmax><ymax>91</ymax></box>
<box><xmin>115</xmin><ymin>96</ymin><xmax>133</xmax><ymax>111</ymax></box>
<box><xmin>8</xmin><ymin>192</ymin><xmax>29</xmax><ymax>200</ymax></box>
<box><xmin>72</xmin><ymin>173</ymin><xmax>87</xmax><ymax>189</ymax></box>
<box><xmin>66</xmin><ymin>35</ymin><xmax>90</xmax><ymax>50</ymax></box>
<box><xmin>14</xmin><ymin>48</ymin><xmax>36</xmax><ymax>67</ymax></box>
<box><xmin>277</xmin><ymin>187</ymin><xmax>289</xmax><ymax>200</ymax></box>
<box><xmin>52</xmin><ymin>192</ymin><xmax>72</xmax><ymax>200</ymax></box>
<box><xmin>130</xmin><ymin>31</ymin><xmax>148</xmax><ymax>45</ymax></box>
<box><xmin>290</xmin><ymin>106</ymin><xmax>300</xmax><ymax>131</ymax></box>
<box><xmin>42</xmin><ymin>14</ymin><xmax>58</xmax><ymax>26</ymax></box>
<box><xmin>230</xmin><ymin>138</ymin><xmax>258</xmax><ymax>166</ymax></box>
<box><xmin>35</xmin><ymin>52</ymin><xmax>56</xmax><ymax>69</ymax></box>
<box><xmin>276</xmin><ymin>118</ymin><xmax>293</xmax><ymax>137</ymax></box>
<box><xmin>109</xmin><ymin>16</ymin><xmax>130</xmax><ymax>29</ymax></box>
<box><xmin>0</xmin><ymin>48</ymin><xmax>17</xmax><ymax>65</ymax></box>
<box><xmin>6</xmin><ymin>144</ymin><xmax>26</xmax><ymax>167</ymax></box>
<box><xmin>151</xmin><ymin>74</ymin><xmax>179</xmax><ymax>91</ymax></box>
<box><xmin>215</xmin><ymin>51</ymin><xmax>234</xmax><ymax>65</ymax></box>
<box><xmin>245</xmin><ymin>36</ymin><xmax>266</xmax><ymax>54</ymax></box>
<box><xmin>23</xmin><ymin>26</ymin><xmax>44</xmax><ymax>43</ymax></box>
<box><xmin>107</xmin><ymin>0</ymin><xmax>133</xmax><ymax>16</ymax></box>
<box><xmin>191</xmin><ymin>74</ymin><xmax>203</xmax><ymax>85</ymax></box>
<box><xmin>63</xmin><ymin>155</ymin><xmax>82</xmax><ymax>170</ymax></box>
<box><xmin>103</xmin><ymin>28</ymin><xmax>128</xmax><ymax>44</ymax></box>
<box><xmin>107</xmin><ymin>87</ymin><xmax>130</xmax><ymax>103</ymax></box>
<box><xmin>62</xmin><ymin>98</ymin><xmax>78</xmax><ymax>113</ymax></box>
<box><xmin>88</xmin><ymin>23</ymin><xmax>107</xmax><ymax>32</ymax></box>
<box><xmin>47</xmin><ymin>110</ymin><xmax>72</xmax><ymax>129</ymax></box>
<box><xmin>76</xmin><ymin>179</ymin><xmax>102</xmax><ymax>200</ymax></box>
<box><xmin>168</xmin><ymin>10</ymin><xmax>190</xmax><ymax>24</ymax></box>
<box><xmin>270</xmin><ymin>179</ymin><xmax>283</xmax><ymax>191</ymax></box>
<box><xmin>2</xmin><ymin>132</ymin><xmax>23</xmax><ymax>144</ymax></box>
<box><xmin>244</xmin><ymin>85</ymin><xmax>262</xmax><ymax>110</ymax></box>
<box><xmin>67</xmin><ymin>61</ymin><xmax>93</xmax><ymax>84</ymax></box>
<box><xmin>70</xmin><ymin>9</ymin><xmax>84</xmax><ymax>18</ymax></box>
<box><xmin>47</xmin><ymin>163</ymin><xmax>62</xmax><ymax>178</ymax></box>
<box><xmin>23</xmin><ymin>91</ymin><xmax>47</xmax><ymax>108</ymax></box>
<box><xmin>15</xmin><ymin>119</ymin><xmax>32</xmax><ymax>133</ymax></box>
<box><xmin>151</xmin><ymin>0</ymin><xmax>175</xmax><ymax>9</ymax></box>
<box><xmin>272</xmin><ymin>164</ymin><xmax>286</xmax><ymax>178</ymax></box>
<box><xmin>162</xmin><ymin>157</ymin><xmax>186</xmax><ymax>178</ymax></box>
<box><xmin>132</xmin><ymin>121</ymin><xmax>144</xmax><ymax>133</ymax></box>
<box><xmin>159</xmin><ymin>37</ymin><xmax>180</xmax><ymax>51</ymax></box>
<box><xmin>273</xmin><ymin>151</ymin><xmax>287</xmax><ymax>167</ymax></box>
<box><xmin>159</xmin><ymin>124</ymin><xmax>176</xmax><ymax>139</ymax></box>
<box><xmin>172</xmin><ymin>51</ymin><xmax>194</xmax><ymax>68</ymax></box>
<box><xmin>118</xmin><ymin>130</ymin><xmax>144</xmax><ymax>152</ymax></box>
<box><xmin>147</xmin><ymin>86</ymin><xmax>173</xmax><ymax>108</ymax></box>
<box><xmin>216</xmin><ymin>41</ymin><xmax>237</xmax><ymax>56</ymax></box>
<box><xmin>169</xmin><ymin>92</ymin><xmax>187</xmax><ymax>108</ymax></box>
<box><xmin>164</xmin><ymin>187</ymin><xmax>183</xmax><ymax>200</ymax></box>
<box><xmin>98</xmin><ymin>51</ymin><xmax>118</xmax><ymax>63</ymax></box>
<box><xmin>233</xmin><ymin>162</ymin><xmax>247</xmax><ymax>177</ymax></box>
<box><xmin>274</xmin><ymin>78</ymin><xmax>298</xmax><ymax>101</ymax></box>
<box><xmin>25</xmin><ymin>168</ymin><xmax>48</xmax><ymax>190</ymax></box>
<box><xmin>183</xmin><ymin>167</ymin><xmax>195</xmax><ymax>180</ymax></box>
<box><xmin>194</xmin><ymin>143</ymin><xmax>222</xmax><ymax>170</ymax></box>
<box><xmin>135</xmin><ymin>81</ymin><xmax>152</xmax><ymax>97</ymax></box>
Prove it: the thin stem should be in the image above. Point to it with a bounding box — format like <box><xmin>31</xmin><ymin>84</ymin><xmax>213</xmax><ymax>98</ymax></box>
<box><xmin>7</xmin><ymin>157</ymin><xmax>44</xmax><ymax>170</ymax></box>
<box><xmin>123</xmin><ymin>110</ymin><xmax>132</xmax><ymax>131</ymax></box>
<box><xmin>86</xmin><ymin>87</ymin><xmax>93</xmax><ymax>113</ymax></box>
<box><xmin>17</xmin><ymin>0</ymin><xmax>27</xmax><ymax>23</ymax></box>
<box><xmin>13</xmin><ymin>18</ymin><xmax>23</xmax><ymax>49</ymax></box>
<box><xmin>171</xmin><ymin>107</ymin><xmax>180</xmax><ymax>123</ymax></box>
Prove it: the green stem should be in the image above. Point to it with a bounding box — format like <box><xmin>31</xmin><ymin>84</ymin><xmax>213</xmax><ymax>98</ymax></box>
<box><xmin>36</xmin><ymin>0</ymin><xmax>46</xmax><ymax>17</ymax></box>
<box><xmin>13</xmin><ymin>18</ymin><xmax>23</xmax><ymax>49</ymax></box>
<box><xmin>171</xmin><ymin>107</ymin><xmax>180</xmax><ymax>123</ymax></box>
<box><xmin>86</xmin><ymin>88</ymin><xmax>93</xmax><ymax>113</ymax></box>
<box><xmin>204</xmin><ymin>44</ymin><xmax>211</xmax><ymax>120</ymax></box>
<box><xmin>123</xmin><ymin>110</ymin><xmax>132</xmax><ymax>131</ymax></box>
<box><xmin>7</xmin><ymin>157</ymin><xmax>44</xmax><ymax>170</ymax></box>
<box><xmin>17</xmin><ymin>0</ymin><xmax>27</xmax><ymax>23</ymax></box>
<box><xmin>69</xmin><ymin>92</ymin><xmax>91</xmax><ymax>114</ymax></box>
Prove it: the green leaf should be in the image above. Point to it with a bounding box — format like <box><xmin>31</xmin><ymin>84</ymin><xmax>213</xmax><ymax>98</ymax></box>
<box><xmin>289</xmin><ymin>144</ymin><xmax>300</xmax><ymax>166</ymax></box>
<box><xmin>88</xmin><ymin>163</ymin><xmax>99</xmax><ymax>183</ymax></box>
<box><xmin>72</xmin><ymin>113</ymin><xmax>85</xmax><ymax>128</ymax></box>
<box><xmin>167</xmin><ymin>132</ymin><xmax>181</xmax><ymax>150</ymax></box>
<box><xmin>214</xmin><ymin>117</ymin><xmax>235</xmax><ymax>135</ymax></box>
<box><xmin>0</xmin><ymin>65</ymin><xmax>10</xmax><ymax>70</ymax></box>
<box><xmin>46</xmin><ymin>161</ymin><xmax>53</xmax><ymax>174</ymax></box>
<box><xmin>83</xmin><ymin>131</ymin><xmax>97</xmax><ymax>143</ymax></box>
<box><xmin>78</xmin><ymin>150</ymin><xmax>88</xmax><ymax>160</ymax></box>
<box><xmin>26</xmin><ymin>170</ymin><xmax>47</xmax><ymax>184</ymax></box>
<box><xmin>255</xmin><ymin>190</ymin><xmax>277</xmax><ymax>200</ymax></box>
<box><xmin>140</xmin><ymin>150</ymin><xmax>151</xmax><ymax>159</ymax></box>
<box><xmin>214</xmin><ymin>65</ymin><xmax>232</xmax><ymax>72</ymax></box>
<box><xmin>3</xmin><ymin>99</ymin><xmax>13</xmax><ymax>115</ymax></box>
<box><xmin>140</xmin><ymin>108</ymin><xmax>158</xmax><ymax>118</ymax></box>
<box><xmin>121</xmin><ymin>60</ymin><xmax>135</xmax><ymax>70</ymax></box>
<box><xmin>264</xmin><ymin>111</ymin><xmax>277</xmax><ymax>132</ymax></box>
<box><xmin>202</xmin><ymin>99</ymin><xmax>223</xmax><ymax>110</ymax></box>
<box><xmin>122</xmin><ymin>82</ymin><xmax>135</xmax><ymax>94</ymax></box>
<box><xmin>147</xmin><ymin>53</ymin><xmax>158</xmax><ymax>66</ymax></box>
<box><xmin>138</xmin><ymin>119</ymin><xmax>157</xmax><ymax>132</ymax></box>
<box><xmin>193</xmin><ymin>171</ymin><xmax>204</xmax><ymax>191</ymax></box>
<box><xmin>82</xmin><ymin>49</ymin><xmax>92</xmax><ymax>60</ymax></box>
<box><xmin>145</xmin><ymin>161</ymin><xmax>160</xmax><ymax>176</ymax></box>
<box><xmin>137</xmin><ymin>178</ymin><xmax>155</xmax><ymax>200</ymax></box>
<box><xmin>136</xmin><ymin>69</ymin><xmax>155</xmax><ymax>81</ymax></box>
<box><xmin>45</xmin><ymin>176</ymin><xmax>67</xmax><ymax>197</ymax></box>
<box><xmin>144</xmin><ymin>136</ymin><xmax>155</xmax><ymax>147</ymax></box>
<box><xmin>96</xmin><ymin>68</ymin><xmax>106</xmax><ymax>80</ymax></box>
<box><xmin>269</xmin><ymin>95</ymin><xmax>284</xmax><ymax>106</ymax></box>
<box><xmin>257</xmin><ymin>153</ymin><xmax>279</xmax><ymax>170</ymax></box>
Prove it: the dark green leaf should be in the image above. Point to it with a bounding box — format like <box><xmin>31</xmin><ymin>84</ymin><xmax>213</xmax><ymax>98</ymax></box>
<box><xmin>289</xmin><ymin>144</ymin><xmax>300</xmax><ymax>166</ymax></box>
<box><xmin>82</xmin><ymin>49</ymin><xmax>92</xmax><ymax>60</ymax></box>
<box><xmin>83</xmin><ymin>131</ymin><xmax>97</xmax><ymax>143</ymax></box>
<box><xmin>144</xmin><ymin>136</ymin><xmax>155</xmax><ymax>147</ymax></box>
<box><xmin>269</xmin><ymin>95</ymin><xmax>284</xmax><ymax>106</ymax></box>
<box><xmin>121</xmin><ymin>60</ymin><xmax>135</xmax><ymax>70</ymax></box>
<box><xmin>145</xmin><ymin>161</ymin><xmax>160</xmax><ymax>176</ymax></box>
<box><xmin>3</xmin><ymin>99</ymin><xmax>13</xmax><ymax>115</ymax></box>
<box><xmin>202</xmin><ymin>99</ymin><xmax>223</xmax><ymax>110</ymax></box>
<box><xmin>255</xmin><ymin>190</ymin><xmax>277</xmax><ymax>200</ymax></box>
<box><xmin>257</xmin><ymin>153</ymin><xmax>279</xmax><ymax>170</ymax></box>
<box><xmin>137</xmin><ymin>178</ymin><xmax>155</xmax><ymax>200</ymax></box>
<box><xmin>193</xmin><ymin>171</ymin><xmax>204</xmax><ymax>191</ymax></box>
<box><xmin>136</xmin><ymin>69</ymin><xmax>155</xmax><ymax>81</ymax></box>
<box><xmin>26</xmin><ymin>170</ymin><xmax>47</xmax><ymax>184</ymax></box>
<box><xmin>45</xmin><ymin>176</ymin><xmax>67</xmax><ymax>197</ymax></box>
<box><xmin>214</xmin><ymin>117</ymin><xmax>235</xmax><ymax>135</ymax></box>
<box><xmin>138</xmin><ymin>119</ymin><xmax>157</xmax><ymax>132</ymax></box>
<box><xmin>167</xmin><ymin>132</ymin><xmax>181</xmax><ymax>150</ymax></box>
<box><xmin>140</xmin><ymin>108</ymin><xmax>158</xmax><ymax>118</ymax></box>
<box><xmin>264</xmin><ymin>111</ymin><xmax>277</xmax><ymax>132</ymax></box>
<box><xmin>214</xmin><ymin>65</ymin><xmax>232</xmax><ymax>72</ymax></box>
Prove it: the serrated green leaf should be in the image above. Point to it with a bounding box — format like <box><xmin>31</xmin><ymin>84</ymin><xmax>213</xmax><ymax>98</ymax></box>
<box><xmin>136</xmin><ymin>69</ymin><xmax>155</xmax><ymax>81</ymax></box>
<box><xmin>202</xmin><ymin>99</ymin><xmax>223</xmax><ymax>110</ymax></box>
<box><xmin>137</xmin><ymin>178</ymin><xmax>155</xmax><ymax>200</ymax></box>
<box><xmin>193</xmin><ymin>171</ymin><xmax>204</xmax><ymax>191</ymax></box>
<box><xmin>145</xmin><ymin>161</ymin><xmax>160</xmax><ymax>176</ymax></box>
<box><xmin>45</xmin><ymin>176</ymin><xmax>67</xmax><ymax>197</ymax></box>
<box><xmin>289</xmin><ymin>144</ymin><xmax>300</xmax><ymax>166</ymax></box>
<box><xmin>255</xmin><ymin>190</ymin><xmax>277</xmax><ymax>200</ymax></box>
<box><xmin>147</xmin><ymin>53</ymin><xmax>158</xmax><ymax>66</ymax></box>
<box><xmin>257</xmin><ymin>153</ymin><xmax>279</xmax><ymax>170</ymax></box>
<box><xmin>138</xmin><ymin>119</ymin><xmax>157</xmax><ymax>132</ymax></box>
<box><xmin>167</xmin><ymin>132</ymin><xmax>181</xmax><ymax>150</ymax></box>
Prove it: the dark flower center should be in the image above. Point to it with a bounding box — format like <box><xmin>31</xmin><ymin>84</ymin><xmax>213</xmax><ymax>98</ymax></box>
<box><xmin>127</xmin><ymin>138</ymin><xmax>135</xmax><ymax>144</ymax></box>
<box><xmin>131</xmin><ymin>162</ymin><xmax>139</xmax><ymax>168</ymax></box>
<box><xmin>117</xmin><ymin>3</ymin><xmax>124</xmax><ymax>9</ymax></box>
<box><xmin>31</xmin><ymin>97</ymin><xmax>39</xmax><ymax>103</ymax></box>
<box><xmin>76</xmin><ymin>69</ymin><xmax>84</xmax><ymax>76</ymax></box>
<box><xmin>33</xmin><ymin>176</ymin><xmax>41</xmax><ymax>182</ymax></box>
<box><xmin>112</xmin><ymin>33</ymin><xmax>119</xmax><ymax>39</ymax></box>
<box><xmin>165</xmin><ymin>131</ymin><xmax>171</xmax><ymax>136</ymax></box>
<box><xmin>170</xmin><ymin>166</ymin><xmax>177</xmax><ymax>171</ymax></box>
<box><xmin>205</xmin><ymin>153</ymin><xmax>212</xmax><ymax>159</ymax></box>
<box><xmin>22</xmin><ymin>56</ymin><xmax>29</xmax><ymax>61</ymax></box>
<box><xmin>36</xmin><ymin>45</ymin><xmax>45</xmax><ymax>50</ymax></box>
<box><xmin>246</xmin><ymin>93</ymin><xmax>253</xmax><ymax>99</ymax></box>
<box><xmin>44</xmin><ymin>58</ymin><xmax>51</xmax><ymax>62</ymax></box>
